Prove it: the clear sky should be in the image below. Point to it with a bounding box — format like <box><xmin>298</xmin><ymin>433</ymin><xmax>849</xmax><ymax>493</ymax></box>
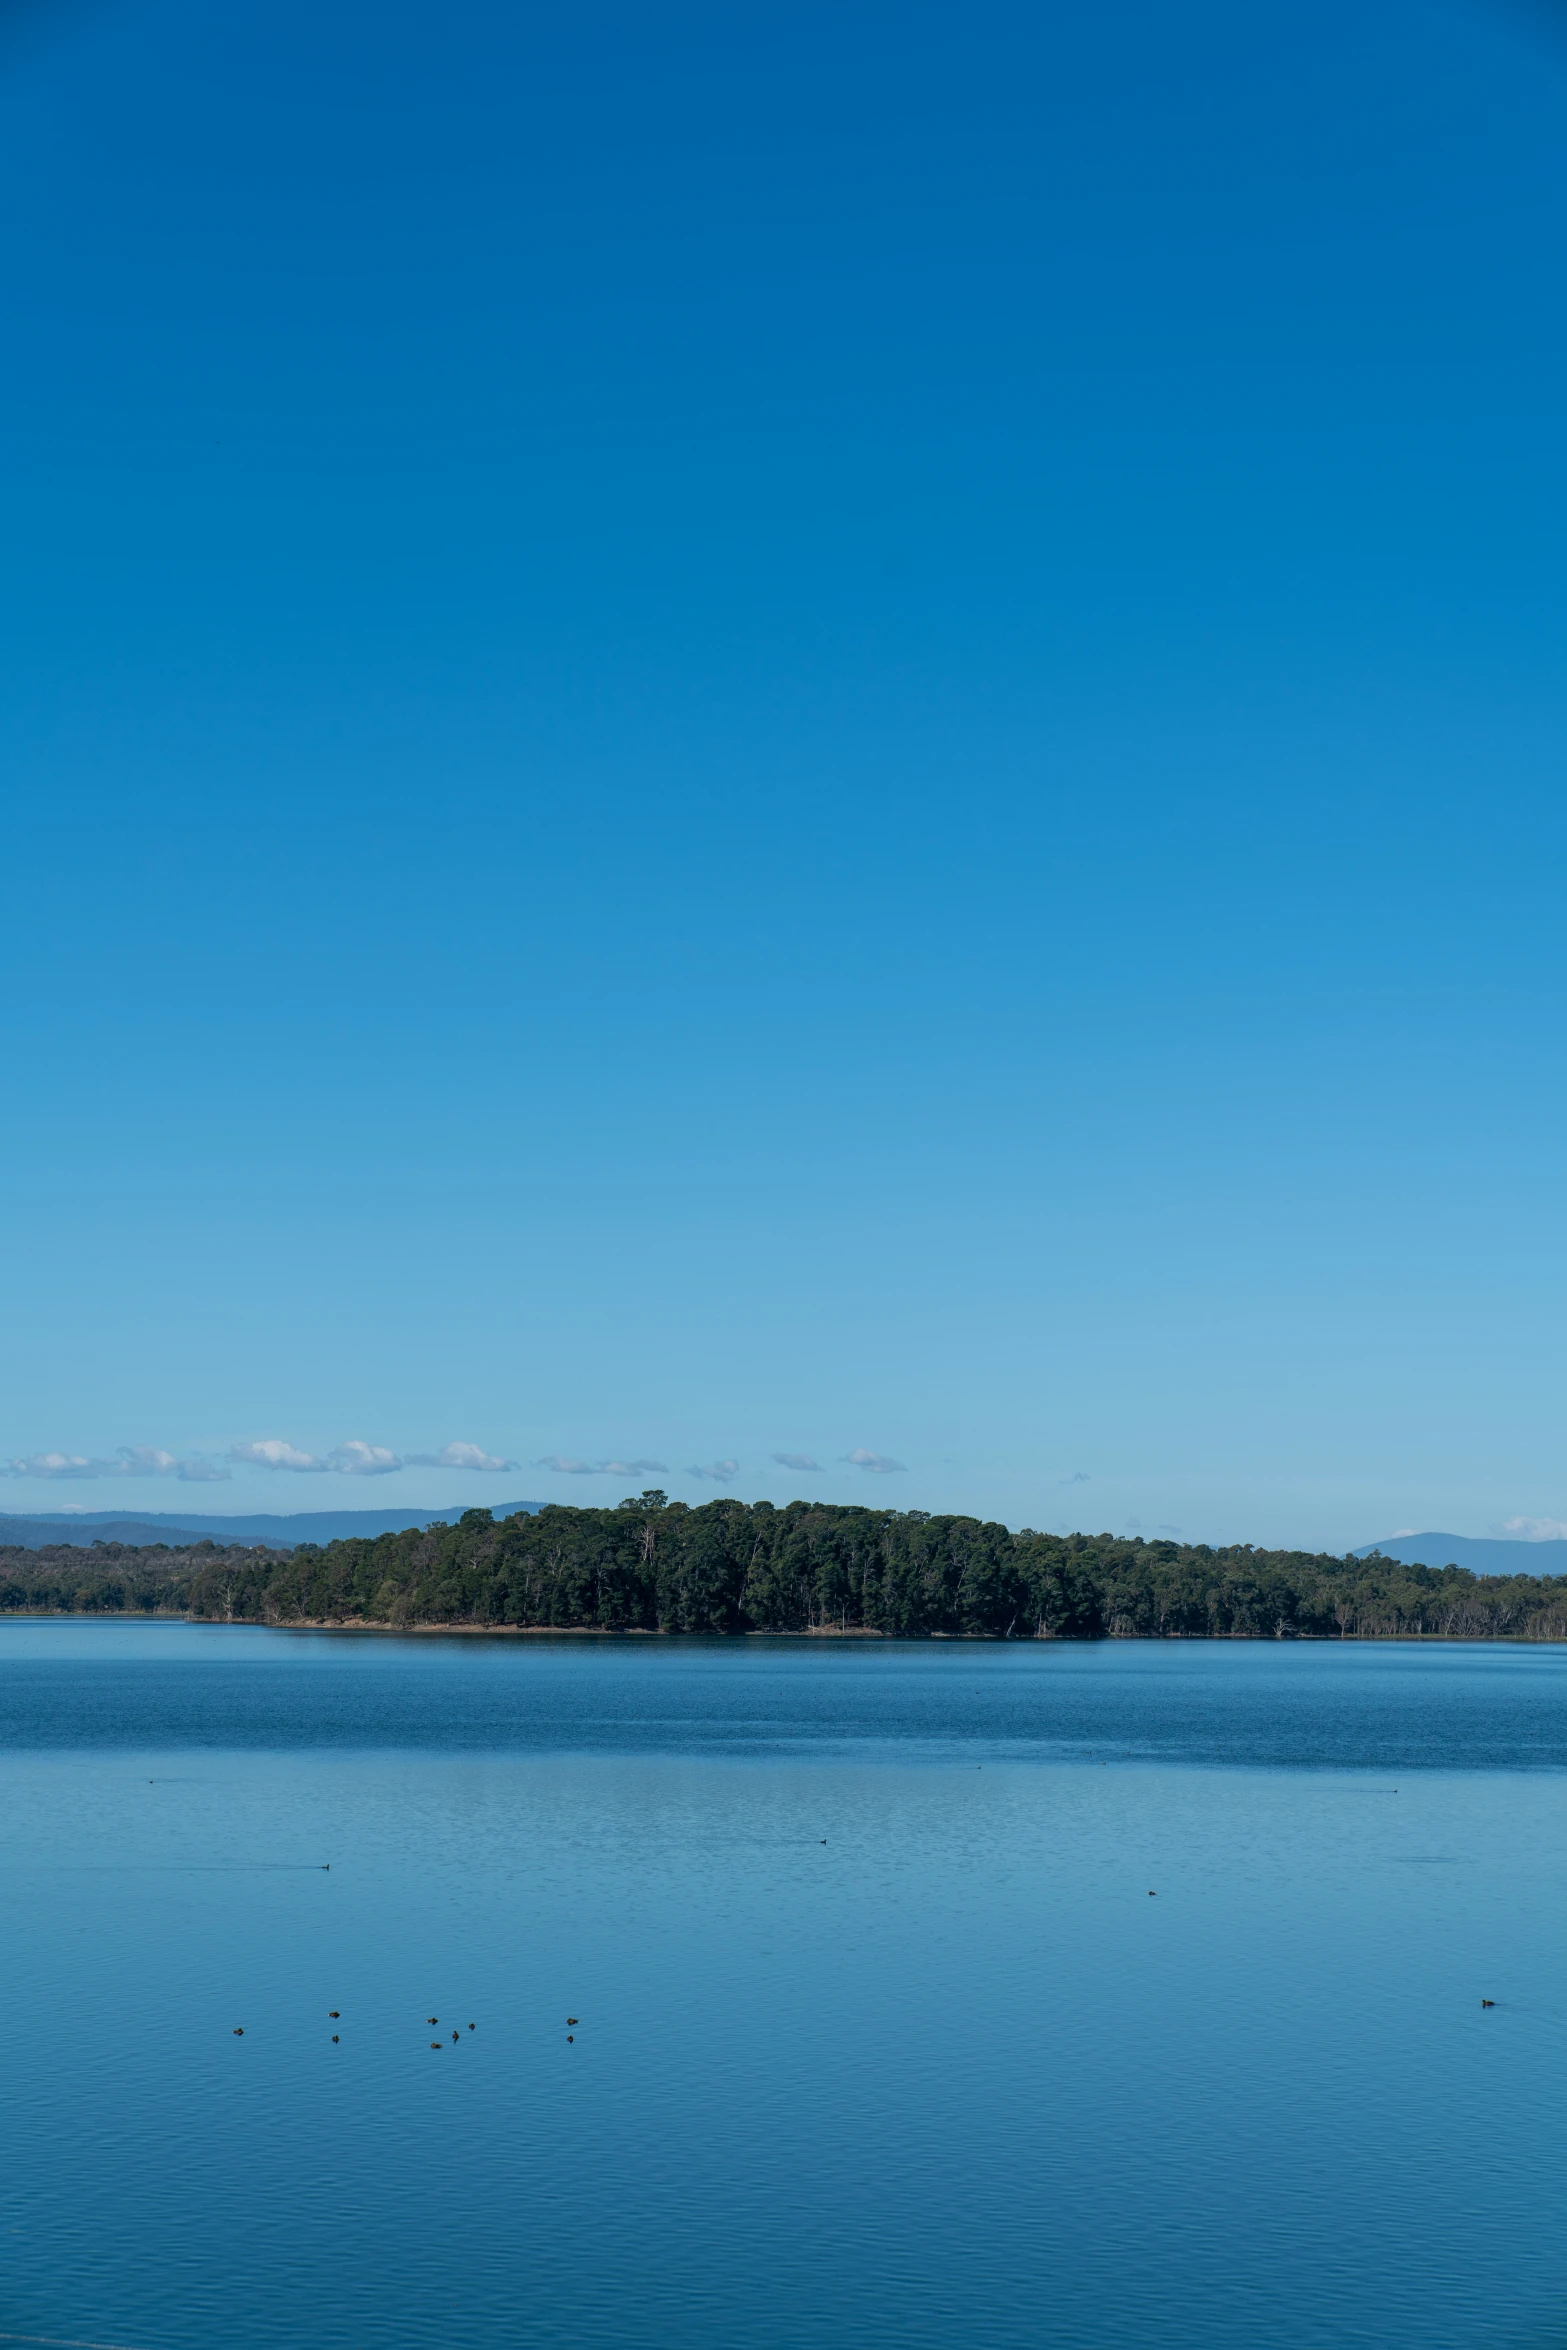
<box><xmin>4</xmin><ymin>0</ymin><xmax>1567</xmax><ymax>1549</ymax></box>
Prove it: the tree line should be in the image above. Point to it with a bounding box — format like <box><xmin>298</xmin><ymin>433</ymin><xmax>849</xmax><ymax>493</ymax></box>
<box><xmin>4</xmin><ymin>1495</ymin><xmax>1567</xmax><ymax>1640</ymax></box>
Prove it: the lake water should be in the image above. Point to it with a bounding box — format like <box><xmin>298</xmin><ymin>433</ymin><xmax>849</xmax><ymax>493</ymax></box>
<box><xmin>3</xmin><ymin>1626</ymin><xmax>1567</xmax><ymax>2350</ymax></box>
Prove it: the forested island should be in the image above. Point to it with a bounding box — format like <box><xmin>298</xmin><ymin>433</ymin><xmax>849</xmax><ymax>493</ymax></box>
<box><xmin>4</xmin><ymin>1494</ymin><xmax>1567</xmax><ymax>1639</ymax></box>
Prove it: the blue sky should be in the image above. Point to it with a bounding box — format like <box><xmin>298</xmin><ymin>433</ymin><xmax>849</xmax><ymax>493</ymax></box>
<box><xmin>3</xmin><ymin>0</ymin><xmax>1567</xmax><ymax>1548</ymax></box>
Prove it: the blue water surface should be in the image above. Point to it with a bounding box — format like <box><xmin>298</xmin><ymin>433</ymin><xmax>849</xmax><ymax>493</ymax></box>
<box><xmin>1</xmin><ymin>1624</ymin><xmax>1565</xmax><ymax>2350</ymax></box>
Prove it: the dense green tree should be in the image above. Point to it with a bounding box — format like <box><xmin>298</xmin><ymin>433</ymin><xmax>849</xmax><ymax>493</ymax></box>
<box><xmin>6</xmin><ymin>1509</ymin><xmax>1567</xmax><ymax>1641</ymax></box>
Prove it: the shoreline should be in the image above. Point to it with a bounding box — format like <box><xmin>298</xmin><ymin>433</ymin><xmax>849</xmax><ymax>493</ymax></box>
<box><xmin>2</xmin><ymin>1610</ymin><xmax>1566</xmax><ymax>1646</ymax></box>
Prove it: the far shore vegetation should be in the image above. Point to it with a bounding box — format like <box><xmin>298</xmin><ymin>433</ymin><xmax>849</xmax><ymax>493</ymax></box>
<box><xmin>3</xmin><ymin>1495</ymin><xmax>1567</xmax><ymax>1640</ymax></box>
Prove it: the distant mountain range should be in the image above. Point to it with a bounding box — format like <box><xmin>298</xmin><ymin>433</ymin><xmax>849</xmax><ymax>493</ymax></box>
<box><xmin>1355</xmin><ymin>1531</ymin><xmax>1567</xmax><ymax>1577</ymax></box>
<box><xmin>0</xmin><ymin>1503</ymin><xmax>543</xmax><ymax>1551</ymax></box>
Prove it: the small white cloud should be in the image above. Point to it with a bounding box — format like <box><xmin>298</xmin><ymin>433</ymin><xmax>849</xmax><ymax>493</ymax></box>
<box><xmin>1156</xmin><ymin>1522</ymin><xmax>1183</xmax><ymax>1536</ymax></box>
<box><xmin>406</xmin><ymin>1442</ymin><xmax>519</xmax><ymax>1472</ymax></box>
<box><xmin>1123</xmin><ymin>1517</ymin><xmax>1142</xmax><ymax>1529</ymax></box>
<box><xmin>229</xmin><ymin>1440</ymin><xmax>329</xmax><ymax>1472</ymax></box>
<box><xmin>842</xmin><ymin>1449</ymin><xmax>906</xmax><ymax>1475</ymax></box>
<box><xmin>688</xmin><ymin>1460</ymin><xmax>740</xmax><ymax>1482</ymax></box>
<box><xmin>603</xmin><ymin>1458</ymin><xmax>668</xmax><ymax>1476</ymax></box>
<box><xmin>1500</xmin><ymin>1516</ymin><xmax>1567</xmax><ymax>1541</ymax></box>
<box><xmin>327</xmin><ymin>1441</ymin><xmax>403</xmax><ymax>1477</ymax></box>
<box><xmin>772</xmin><ymin>1452</ymin><xmax>822</xmax><ymax>1472</ymax></box>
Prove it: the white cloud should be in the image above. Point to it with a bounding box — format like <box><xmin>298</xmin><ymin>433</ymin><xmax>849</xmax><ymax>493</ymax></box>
<box><xmin>4</xmin><ymin>1445</ymin><xmax>229</xmax><ymax>1482</ymax></box>
<box><xmin>5</xmin><ymin>1452</ymin><xmax>110</xmax><ymax>1480</ymax></box>
<box><xmin>772</xmin><ymin>1452</ymin><xmax>822</xmax><ymax>1472</ymax></box>
<box><xmin>1500</xmin><ymin>1516</ymin><xmax>1567</xmax><ymax>1541</ymax></box>
<box><xmin>326</xmin><ymin>1441</ymin><xmax>403</xmax><ymax>1477</ymax></box>
<box><xmin>230</xmin><ymin>1437</ymin><xmax>518</xmax><ymax>1476</ymax></box>
<box><xmin>228</xmin><ymin>1438</ymin><xmax>403</xmax><ymax>1476</ymax></box>
<box><xmin>406</xmin><ymin>1442</ymin><xmax>519</xmax><ymax>1472</ymax></box>
<box><xmin>535</xmin><ymin>1455</ymin><xmax>668</xmax><ymax>1476</ymax></box>
<box><xmin>842</xmin><ymin>1449</ymin><xmax>906</xmax><ymax>1475</ymax></box>
<box><xmin>118</xmin><ymin>1447</ymin><xmax>178</xmax><ymax>1475</ymax></box>
<box><xmin>687</xmin><ymin>1460</ymin><xmax>740</xmax><ymax>1482</ymax></box>
<box><xmin>229</xmin><ymin>1440</ymin><xmax>329</xmax><ymax>1472</ymax></box>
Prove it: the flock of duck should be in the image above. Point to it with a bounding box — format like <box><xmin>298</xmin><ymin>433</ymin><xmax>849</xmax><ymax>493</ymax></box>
<box><xmin>230</xmin><ymin>2015</ymin><xmax>582</xmax><ymax>2044</ymax></box>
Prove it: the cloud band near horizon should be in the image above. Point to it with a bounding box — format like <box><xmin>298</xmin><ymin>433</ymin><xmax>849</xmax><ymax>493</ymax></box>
<box><xmin>2</xmin><ymin>1438</ymin><xmax>519</xmax><ymax>1481</ymax></box>
<box><xmin>2</xmin><ymin>1440</ymin><xmax>918</xmax><ymax>1487</ymax></box>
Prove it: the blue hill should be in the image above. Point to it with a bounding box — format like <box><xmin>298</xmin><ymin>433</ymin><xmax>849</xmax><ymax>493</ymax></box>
<box><xmin>1355</xmin><ymin>1531</ymin><xmax>1567</xmax><ymax>1577</ymax></box>
<box><xmin>0</xmin><ymin>1503</ymin><xmax>543</xmax><ymax>1551</ymax></box>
